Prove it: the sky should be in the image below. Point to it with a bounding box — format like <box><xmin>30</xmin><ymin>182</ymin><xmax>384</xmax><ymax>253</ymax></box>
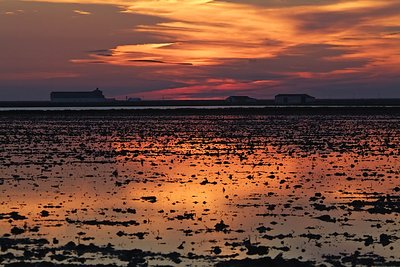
<box><xmin>0</xmin><ymin>0</ymin><xmax>399</xmax><ymax>100</ymax></box>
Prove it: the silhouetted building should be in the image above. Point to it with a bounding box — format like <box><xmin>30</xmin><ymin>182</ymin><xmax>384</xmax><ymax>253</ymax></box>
<box><xmin>225</xmin><ymin>96</ymin><xmax>257</xmax><ymax>104</ymax></box>
<box><xmin>275</xmin><ymin>94</ymin><xmax>315</xmax><ymax>105</ymax></box>
<box><xmin>50</xmin><ymin>88</ymin><xmax>106</xmax><ymax>103</ymax></box>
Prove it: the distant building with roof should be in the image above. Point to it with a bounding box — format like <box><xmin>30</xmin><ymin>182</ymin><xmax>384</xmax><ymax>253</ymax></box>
<box><xmin>275</xmin><ymin>94</ymin><xmax>315</xmax><ymax>105</ymax></box>
<box><xmin>50</xmin><ymin>88</ymin><xmax>106</xmax><ymax>103</ymax></box>
<box><xmin>225</xmin><ymin>96</ymin><xmax>257</xmax><ymax>104</ymax></box>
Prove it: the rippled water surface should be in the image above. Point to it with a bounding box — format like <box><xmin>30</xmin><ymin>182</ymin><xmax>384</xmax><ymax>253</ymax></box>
<box><xmin>1</xmin><ymin>115</ymin><xmax>400</xmax><ymax>266</ymax></box>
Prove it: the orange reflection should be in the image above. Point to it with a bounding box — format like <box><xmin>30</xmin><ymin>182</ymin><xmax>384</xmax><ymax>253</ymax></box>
<box><xmin>2</xmin><ymin>116</ymin><xmax>400</xmax><ymax>263</ymax></box>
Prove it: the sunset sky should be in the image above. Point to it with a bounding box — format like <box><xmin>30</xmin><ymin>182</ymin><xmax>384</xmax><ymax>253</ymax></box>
<box><xmin>1</xmin><ymin>0</ymin><xmax>400</xmax><ymax>100</ymax></box>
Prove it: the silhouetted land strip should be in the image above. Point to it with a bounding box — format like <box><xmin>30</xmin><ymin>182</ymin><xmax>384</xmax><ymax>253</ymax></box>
<box><xmin>0</xmin><ymin>100</ymin><xmax>230</xmax><ymax>107</ymax></box>
<box><xmin>2</xmin><ymin>106</ymin><xmax>400</xmax><ymax>117</ymax></box>
<box><xmin>3</xmin><ymin>98</ymin><xmax>400</xmax><ymax>107</ymax></box>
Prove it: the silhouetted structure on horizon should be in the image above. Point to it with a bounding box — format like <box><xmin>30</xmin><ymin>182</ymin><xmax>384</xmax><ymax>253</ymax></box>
<box><xmin>50</xmin><ymin>88</ymin><xmax>106</xmax><ymax>103</ymax></box>
<box><xmin>127</xmin><ymin>97</ymin><xmax>142</xmax><ymax>102</ymax></box>
<box><xmin>275</xmin><ymin>94</ymin><xmax>316</xmax><ymax>105</ymax></box>
<box><xmin>225</xmin><ymin>96</ymin><xmax>257</xmax><ymax>104</ymax></box>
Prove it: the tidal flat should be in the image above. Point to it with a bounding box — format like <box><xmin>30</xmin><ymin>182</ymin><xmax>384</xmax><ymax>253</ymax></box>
<box><xmin>1</xmin><ymin>113</ymin><xmax>400</xmax><ymax>266</ymax></box>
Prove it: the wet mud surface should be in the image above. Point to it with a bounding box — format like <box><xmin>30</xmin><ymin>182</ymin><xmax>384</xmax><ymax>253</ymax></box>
<box><xmin>1</xmin><ymin>114</ymin><xmax>400</xmax><ymax>266</ymax></box>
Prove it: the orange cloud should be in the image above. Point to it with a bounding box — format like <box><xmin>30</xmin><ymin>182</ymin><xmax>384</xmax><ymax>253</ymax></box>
<box><xmin>21</xmin><ymin>0</ymin><xmax>400</xmax><ymax>98</ymax></box>
<box><xmin>64</xmin><ymin>0</ymin><xmax>399</xmax><ymax>71</ymax></box>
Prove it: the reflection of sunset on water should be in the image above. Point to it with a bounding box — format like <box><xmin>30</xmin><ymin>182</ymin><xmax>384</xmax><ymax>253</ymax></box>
<box><xmin>1</xmin><ymin>115</ymin><xmax>400</xmax><ymax>265</ymax></box>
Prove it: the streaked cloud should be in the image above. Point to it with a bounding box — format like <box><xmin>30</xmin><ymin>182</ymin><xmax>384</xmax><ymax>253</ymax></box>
<box><xmin>2</xmin><ymin>9</ymin><xmax>24</xmax><ymax>15</ymax></box>
<box><xmin>1</xmin><ymin>0</ymin><xmax>400</xmax><ymax>99</ymax></box>
<box><xmin>73</xmin><ymin>9</ymin><xmax>91</xmax><ymax>15</ymax></box>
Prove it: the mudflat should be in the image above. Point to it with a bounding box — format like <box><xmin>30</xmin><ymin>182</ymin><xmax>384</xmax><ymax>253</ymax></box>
<box><xmin>1</xmin><ymin>111</ymin><xmax>400</xmax><ymax>266</ymax></box>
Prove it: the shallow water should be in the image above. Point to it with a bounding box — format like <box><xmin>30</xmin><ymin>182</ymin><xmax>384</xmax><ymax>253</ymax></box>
<box><xmin>1</xmin><ymin>115</ymin><xmax>400</xmax><ymax>266</ymax></box>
